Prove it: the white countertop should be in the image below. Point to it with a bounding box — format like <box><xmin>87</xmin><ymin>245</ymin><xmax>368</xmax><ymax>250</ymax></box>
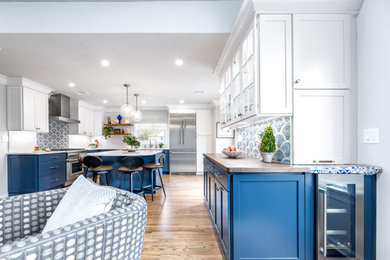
<box><xmin>88</xmin><ymin>149</ymin><xmax>163</xmax><ymax>157</ymax></box>
<box><xmin>7</xmin><ymin>151</ymin><xmax>67</xmax><ymax>155</ymax></box>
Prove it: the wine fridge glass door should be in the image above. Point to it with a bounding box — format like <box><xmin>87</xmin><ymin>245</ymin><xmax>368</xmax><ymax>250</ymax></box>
<box><xmin>317</xmin><ymin>174</ymin><xmax>364</xmax><ymax>260</ymax></box>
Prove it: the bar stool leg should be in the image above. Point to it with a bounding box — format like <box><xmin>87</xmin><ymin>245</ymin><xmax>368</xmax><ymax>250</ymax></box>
<box><xmin>93</xmin><ymin>172</ymin><xmax>97</xmax><ymax>183</ymax></box>
<box><xmin>130</xmin><ymin>173</ymin><xmax>133</xmax><ymax>193</ymax></box>
<box><xmin>158</xmin><ymin>168</ymin><xmax>166</xmax><ymax>197</ymax></box>
<box><xmin>137</xmin><ymin>171</ymin><xmax>146</xmax><ymax>199</ymax></box>
<box><xmin>151</xmin><ymin>169</ymin><xmax>154</xmax><ymax>201</ymax></box>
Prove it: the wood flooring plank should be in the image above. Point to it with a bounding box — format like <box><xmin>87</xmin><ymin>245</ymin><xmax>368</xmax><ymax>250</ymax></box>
<box><xmin>141</xmin><ymin>175</ymin><xmax>223</xmax><ymax>259</ymax></box>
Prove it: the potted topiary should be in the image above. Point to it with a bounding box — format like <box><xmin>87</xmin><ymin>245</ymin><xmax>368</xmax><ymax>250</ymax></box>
<box><xmin>258</xmin><ymin>125</ymin><xmax>276</xmax><ymax>163</ymax></box>
<box><xmin>123</xmin><ymin>135</ymin><xmax>141</xmax><ymax>152</ymax></box>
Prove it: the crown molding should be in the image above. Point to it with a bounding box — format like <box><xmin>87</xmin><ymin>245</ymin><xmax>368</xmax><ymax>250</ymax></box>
<box><xmin>214</xmin><ymin>0</ymin><xmax>256</xmax><ymax>78</ymax></box>
<box><xmin>0</xmin><ymin>74</ymin><xmax>7</xmax><ymax>85</ymax></box>
<box><xmin>7</xmin><ymin>77</ymin><xmax>54</xmax><ymax>94</ymax></box>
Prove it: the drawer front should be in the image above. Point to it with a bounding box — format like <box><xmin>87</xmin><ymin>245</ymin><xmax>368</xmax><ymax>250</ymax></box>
<box><xmin>204</xmin><ymin>158</ymin><xmax>214</xmax><ymax>172</ymax></box>
<box><xmin>214</xmin><ymin>166</ymin><xmax>229</xmax><ymax>191</ymax></box>
<box><xmin>39</xmin><ymin>171</ymin><xmax>65</xmax><ymax>191</ymax></box>
<box><xmin>38</xmin><ymin>161</ymin><xmax>66</xmax><ymax>177</ymax></box>
<box><xmin>38</xmin><ymin>153</ymin><xmax>66</xmax><ymax>163</ymax></box>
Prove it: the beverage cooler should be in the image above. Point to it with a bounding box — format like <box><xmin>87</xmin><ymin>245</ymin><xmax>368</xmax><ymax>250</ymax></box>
<box><xmin>317</xmin><ymin>174</ymin><xmax>376</xmax><ymax>260</ymax></box>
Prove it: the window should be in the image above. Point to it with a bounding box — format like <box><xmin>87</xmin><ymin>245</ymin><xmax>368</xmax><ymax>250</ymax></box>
<box><xmin>134</xmin><ymin>123</ymin><xmax>168</xmax><ymax>145</ymax></box>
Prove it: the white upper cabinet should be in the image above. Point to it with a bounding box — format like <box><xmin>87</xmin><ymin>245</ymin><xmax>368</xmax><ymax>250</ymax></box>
<box><xmin>259</xmin><ymin>14</ymin><xmax>292</xmax><ymax>114</ymax></box>
<box><xmin>70</xmin><ymin>100</ymin><xmax>103</xmax><ymax>136</ymax></box>
<box><xmin>7</xmin><ymin>78</ymin><xmax>52</xmax><ymax>133</ymax></box>
<box><xmin>293</xmin><ymin>14</ymin><xmax>351</xmax><ymax>89</ymax></box>
<box><xmin>293</xmin><ymin>90</ymin><xmax>351</xmax><ymax>164</ymax></box>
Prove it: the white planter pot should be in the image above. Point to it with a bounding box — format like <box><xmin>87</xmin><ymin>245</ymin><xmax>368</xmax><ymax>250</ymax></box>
<box><xmin>261</xmin><ymin>152</ymin><xmax>274</xmax><ymax>163</ymax></box>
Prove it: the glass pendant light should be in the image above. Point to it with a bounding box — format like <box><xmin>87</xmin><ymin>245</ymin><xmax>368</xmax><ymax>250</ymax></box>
<box><xmin>120</xmin><ymin>84</ymin><xmax>134</xmax><ymax>118</ymax></box>
<box><xmin>131</xmin><ymin>94</ymin><xmax>143</xmax><ymax>122</ymax></box>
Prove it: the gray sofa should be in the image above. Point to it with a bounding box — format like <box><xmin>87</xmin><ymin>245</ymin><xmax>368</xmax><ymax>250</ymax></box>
<box><xmin>0</xmin><ymin>188</ymin><xmax>147</xmax><ymax>260</ymax></box>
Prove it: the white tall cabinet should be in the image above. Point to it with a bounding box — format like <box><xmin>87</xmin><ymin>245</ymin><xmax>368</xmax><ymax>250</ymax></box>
<box><xmin>7</xmin><ymin>78</ymin><xmax>52</xmax><ymax>133</ymax></box>
<box><xmin>292</xmin><ymin>14</ymin><xmax>354</xmax><ymax>164</ymax></box>
<box><xmin>196</xmin><ymin>109</ymin><xmax>214</xmax><ymax>173</ymax></box>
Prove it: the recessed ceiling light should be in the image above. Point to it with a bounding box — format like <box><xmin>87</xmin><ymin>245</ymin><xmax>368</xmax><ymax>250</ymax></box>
<box><xmin>76</xmin><ymin>91</ymin><xmax>90</xmax><ymax>96</ymax></box>
<box><xmin>179</xmin><ymin>100</ymin><xmax>184</xmax><ymax>104</ymax></box>
<box><xmin>103</xmin><ymin>100</ymin><xmax>108</xmax><ymax>104</ymax></box>
<box><xmin>194</xmin><ymin>90</ymin><xmax>205</xmax><ymax>95</ymax></box>
<box><xmin>175</xmin><ymin>59</ymin><xmax>183</xmax><ymax>66</ymax></box>
<box><xmin>101</xmin><ymin>59</ymin><xmax>110</xmax><ymax>67</ymax></box>
<box><xmin>142</xmin><ymin>100</ymin><xmax>146</xmax><ymax>104</ymax></box>
<box><xmin>68</xmin><ymin>82</ymin><xmax>75</xmax><ymax>88</ymax></box>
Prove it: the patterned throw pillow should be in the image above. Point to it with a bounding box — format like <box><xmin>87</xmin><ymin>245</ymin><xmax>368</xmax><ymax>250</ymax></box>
<box><xmin>42</xmin><ymin>175</ymin><xmax>116</xmax><ymax>233</ymax></box>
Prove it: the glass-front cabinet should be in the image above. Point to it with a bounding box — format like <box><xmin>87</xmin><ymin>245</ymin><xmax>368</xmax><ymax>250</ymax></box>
<box><xmin>217</xmin><ymin>14</ymin><xmax>293</xmax><ymax>128</ymax></box>
<box><xmin>317</xmin><ymin>175</ymin><xmax>364</xmax><ymax>260</ymax></box>
<box><xmin>219</xmin><ymin>21</ymin><xmax>256</xmax><ymax>127</ymax></box>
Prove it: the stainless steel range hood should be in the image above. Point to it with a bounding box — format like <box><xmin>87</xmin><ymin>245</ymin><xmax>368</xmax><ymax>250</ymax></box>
<box><xmin>49</xmin><ymin>94</ymin><xmax>80</xmax><ymax>124</ymax></box>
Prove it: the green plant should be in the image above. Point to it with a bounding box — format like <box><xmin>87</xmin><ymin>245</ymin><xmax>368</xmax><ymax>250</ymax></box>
<box><xmin>103</xmin><ymin>126</ymin><xmax>114</xmax><ymax>139</ymax></box>
<box><xmin>259</xmin><ymin>126</ymin><xmax>276</xmax><ymax>153</ymax></box>
<box><xmin>159</xmin><ymin>143</ymin><xmax>164</xmax><ymax>148</ymax></box>
<box><xmin>123</xmin><ymin>135</ymin><xmax>141</xmax><ymax>148</ymax></box>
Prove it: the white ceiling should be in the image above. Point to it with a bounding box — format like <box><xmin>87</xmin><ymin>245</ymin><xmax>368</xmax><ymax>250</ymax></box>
<box><xmin>0</xmin><ymin>33</ymin><xmax>229</xmax><ymax>107</ymax></box>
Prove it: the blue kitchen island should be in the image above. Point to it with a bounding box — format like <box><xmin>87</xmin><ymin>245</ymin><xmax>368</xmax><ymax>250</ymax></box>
<box><xmin>88</xmin><ymin>149</ymin><xmax>164</xmax><ymax>192</ymax></box>
<box><xmin>203</xmin><ymin>153</ymin><xmax>382</xmax><ymax>260</ymax></box>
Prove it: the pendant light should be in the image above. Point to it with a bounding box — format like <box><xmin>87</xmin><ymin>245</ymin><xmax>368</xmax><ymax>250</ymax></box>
<box><xmin>131</xmin><ymin>94</ymin><xmax>143</xmax><ymax>122</ymax></box>
<box><xmin>120</xmin><ymin>84</ymin><xmax>134</xmax><ymax>118</ymax></box>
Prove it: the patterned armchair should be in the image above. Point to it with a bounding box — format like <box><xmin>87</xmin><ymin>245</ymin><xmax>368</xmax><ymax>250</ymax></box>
<box><xmin>0</xmin><ymin>188</ymin><xmax>147</xmax><ymax>260</ymax></box>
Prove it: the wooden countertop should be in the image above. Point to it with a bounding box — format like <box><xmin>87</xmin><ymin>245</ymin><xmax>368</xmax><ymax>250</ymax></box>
<box><xmin>204</xmin><ymin>153</ymin><xmax>311</xmax><ymax>173</ymax></box>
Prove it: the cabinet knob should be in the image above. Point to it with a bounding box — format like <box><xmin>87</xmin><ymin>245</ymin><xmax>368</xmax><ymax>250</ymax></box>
<box><xmin>295</xmin><ymin>79</ymin><xmax>301</xmax><ymax>84</ymax></box>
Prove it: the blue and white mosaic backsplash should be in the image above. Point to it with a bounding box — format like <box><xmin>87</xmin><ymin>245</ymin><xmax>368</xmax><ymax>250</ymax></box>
<box><xmin>37</xmin><ymin>121</ymin><xmax>69</xmax><ymax>149</ymax></box>
<box><xmin>236</xmin><ymin>116</ymin><xmax>291</xmax><ymax>164</ymax></box>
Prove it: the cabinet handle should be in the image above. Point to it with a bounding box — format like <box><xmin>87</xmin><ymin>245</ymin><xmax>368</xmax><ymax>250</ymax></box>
<box><xmin>50</xmin><ymin>166</ymin><xmax>59</xmax><ymax>169</ymax></box>
<box><xmin>295</xmin><ymin>79</ymin><xmax>301</xmax><ymax>84</ymax></box>
<box><xmin>319</xmin><ymin>188</ymin><xmax>328</xmax><ymax>256</ymax></box>
<box><xmin>35</xmin><ymin>128</ymin><xmax>41</xmax><ymax>130</ymax></box>
<box><xmin>50</xmin><ymin>178</ymin><xmax>59</xmax><ymax>183</ymax></box>
<box><xmin>313</xmin><ymin>160</ymin><xmax>335</xmax><ymax>163</ymax></box>
<box><xmin>50</xmin><ymin>156</ymin><xmax>59</xmax><ymax>159</ymax></box>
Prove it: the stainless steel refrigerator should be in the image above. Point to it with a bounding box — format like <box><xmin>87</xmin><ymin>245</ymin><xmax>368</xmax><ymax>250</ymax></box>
<box><xmin>169</xmin><ymin>113</ymin><xmax>197</xmax><ymax>173</ymax></box>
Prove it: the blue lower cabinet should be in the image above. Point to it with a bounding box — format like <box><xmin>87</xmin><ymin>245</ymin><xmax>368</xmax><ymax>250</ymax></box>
<box><xmin>8</xmin><ymin>153</ymin><xmax>66</xmax><ymax>195</ymax></box>
<box><xmin>232</xmin><ymin>173</ymin><xmax>312</xmax><ymax>260</ymax></box>
<box><xmin>203</xmin><ymin>157</ymin><xmax>314</xmax><ymax>260</ymax></box>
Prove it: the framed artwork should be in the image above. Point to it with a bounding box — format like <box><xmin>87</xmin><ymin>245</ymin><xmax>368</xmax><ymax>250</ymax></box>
<box><xmin>114</xmin><ymin>129</ymin><xmax>121</xmax><ymax>134</ymax></box>
<box><xmin>216</xmin><ymin>122</ymin><xmax>235</xmax><ymax>138</ymax></box>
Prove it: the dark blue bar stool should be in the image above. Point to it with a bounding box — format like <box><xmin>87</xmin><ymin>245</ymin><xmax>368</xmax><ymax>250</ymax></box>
<box><xmin>143</xmin><ymin>153</ymin><xmax>167</xmax><ymax>201</ymax></box>
<box><xmin>118</xmin><ymin>157</ymin><xmax>146</xmax><ymax>198</ymax></box>
<box><xmin>83</xmin><ymin>155</ymin><xmax>113</xmax><ymax>186</ymax></box>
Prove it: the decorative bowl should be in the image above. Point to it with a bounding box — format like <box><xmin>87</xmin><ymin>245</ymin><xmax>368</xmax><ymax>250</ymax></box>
<box><xmin>222</xmin><ymin>150</ymin><xmax>242</xmax><ymax>158</ymax></box>
<box><xmin>123</xmin><ymin>149</ymin><xmax>136</xmax><ymax>152</ymax></box>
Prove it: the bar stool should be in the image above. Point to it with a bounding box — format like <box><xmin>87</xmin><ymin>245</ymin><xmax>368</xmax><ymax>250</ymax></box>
<box><xmin>83</xmin><ymin>155</ymin><xmax>113</xmax><ymax>186</ymax></box>
<box><xmin>143</xmin><ymin>154</ymin><xmax>167</xmax><ymax>201</ymax></box>
<box><xmin>118</xmin><ymin>157</ymin><xmax>145</xmax><ymax>198</ymax></box>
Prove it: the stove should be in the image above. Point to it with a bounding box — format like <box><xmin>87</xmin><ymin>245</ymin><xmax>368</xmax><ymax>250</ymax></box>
<box><xmin>51</xmin><ymin>148</ymin><xmax>87</xmax><ymax>185</ymax></box>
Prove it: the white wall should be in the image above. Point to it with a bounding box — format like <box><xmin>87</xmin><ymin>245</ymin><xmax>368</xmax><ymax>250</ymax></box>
<box><xmin>0</xmin><ymin>1</ymin><xmax>241</xmax><ymax>33</ymax></box>
<box><xmin>0</xmin><ymin>84</ymin><xmax>9</xmax><ymax>197</ymax></box>
<box><xmin>357</xmin><ymin>0</ymin><xmax>390</xmax><ymax>257</ymax></box>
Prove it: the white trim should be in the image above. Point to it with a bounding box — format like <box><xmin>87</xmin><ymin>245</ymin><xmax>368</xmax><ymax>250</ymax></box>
<box><xmin>0</xmin><ymin>74</ymin><xmax>7</xmax><ymax>85</ymax></box>
<box><xmin>252</xmin><ymin>0</ymin><xmax>363</xmax><ymax>14</ymax></box>
<box><xmin>7</xmin><ymin>77</ymin><xmax>54</xmax><ymax>94</ymax></box>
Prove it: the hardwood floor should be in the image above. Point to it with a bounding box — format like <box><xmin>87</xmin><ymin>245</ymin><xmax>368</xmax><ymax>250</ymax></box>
<box><xmin>142</xmin><ymin>174</ymin><xmax>223</xmax><ymax>260</ymax></box>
